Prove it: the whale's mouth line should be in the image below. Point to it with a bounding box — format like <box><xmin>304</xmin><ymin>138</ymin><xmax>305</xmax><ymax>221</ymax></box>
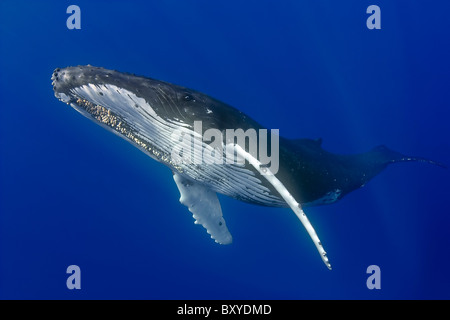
<box><xmin>68</xmin><ymin>96</ymin><xmax>151</xmax><ymax>152</ymax></box>
<box><xmin>53</xmin><ymin>86</ymin><xmax>175</xmax><ymax>170</ymax></box>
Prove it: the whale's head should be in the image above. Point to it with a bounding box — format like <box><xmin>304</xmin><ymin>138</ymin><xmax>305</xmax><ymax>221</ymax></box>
<box><xmin>53</xmin><ymin>65</ymin><xmax>235</xmax><ymax>126</ymax></box>
<box><xmin>52</xmin><ymin>65</ymin><xmax>199</xmax><ymax>122</ymax></box>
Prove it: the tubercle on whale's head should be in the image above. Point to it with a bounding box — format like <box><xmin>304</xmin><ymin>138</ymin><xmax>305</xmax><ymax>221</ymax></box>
<box><xmin>51</xmin><ymin>67</ymin><xmax>73</xmax><ymax>103</ymax></box>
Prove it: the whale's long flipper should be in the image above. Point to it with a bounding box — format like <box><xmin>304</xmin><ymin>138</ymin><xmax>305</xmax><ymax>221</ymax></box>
<box><xmin>233</xmin><ymin>144</ymin><xmax>332</xmax><ymax>270</ymax></box>
<box><xmin>173</xmin><ymin>172</ymin><xmax>232</xmax><ymax>245</ymax></box>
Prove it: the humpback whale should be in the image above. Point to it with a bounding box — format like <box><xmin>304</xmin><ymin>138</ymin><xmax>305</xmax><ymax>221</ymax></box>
<box><xmin>51</xmin><ymin>65</ymin><xmax>443</xmax><ymax>269</ymax></box>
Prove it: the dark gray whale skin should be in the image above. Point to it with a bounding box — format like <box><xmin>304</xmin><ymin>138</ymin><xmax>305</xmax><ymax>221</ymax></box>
<box><xmin>52</xmin><ymin>65</ymin><xmax>444</xmax><ymax>207</ymax></box>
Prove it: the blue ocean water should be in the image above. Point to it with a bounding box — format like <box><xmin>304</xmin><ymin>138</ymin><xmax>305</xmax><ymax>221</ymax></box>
<box><xmin>0</xmin><ymin>0</ymin><xmax>449</xmax><ymax>299</ymax></box>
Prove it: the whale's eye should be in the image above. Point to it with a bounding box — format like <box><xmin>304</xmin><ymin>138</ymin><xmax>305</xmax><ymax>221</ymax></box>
<box><xmin>218</xmin><ymin>221</ymin><xmax>223</xmax><ymax>226</ymax></box>
<box><xmin>184</xmin><ymin>93</ymin><xmax>194</xmax><ymax>101</ymax></box>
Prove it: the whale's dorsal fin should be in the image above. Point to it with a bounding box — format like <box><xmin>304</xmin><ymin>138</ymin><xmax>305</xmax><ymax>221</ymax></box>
<box><xmin>173</xmin><ymin>172</ymin><xmax>232</xmax><ymax>245</ymax></box>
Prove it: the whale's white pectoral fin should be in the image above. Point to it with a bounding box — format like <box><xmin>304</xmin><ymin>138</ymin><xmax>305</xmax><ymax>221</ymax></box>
<box><xmin>173</xmin><ymin>172</ymin><xmax>232</xmax><ymax>245</ymax></box>
<box><xmin>232</xmin><ymin>144</ymin><xmax>332</xmax><ymax>270</ymax></box>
